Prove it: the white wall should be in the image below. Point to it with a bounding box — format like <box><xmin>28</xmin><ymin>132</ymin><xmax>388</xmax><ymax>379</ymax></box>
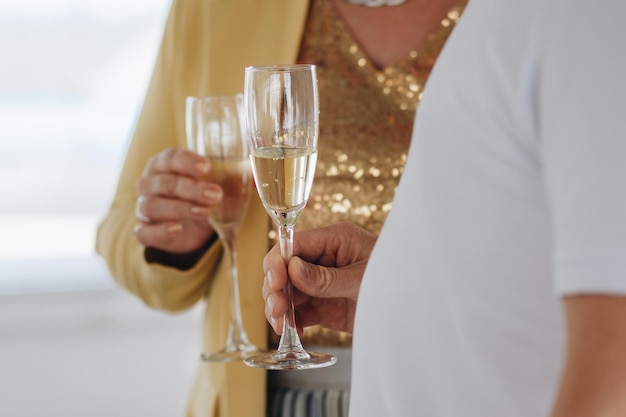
<box><xmin>0</xmin><ymin>288</ymin><xmax>202</xmax><ymax>417</ymax></box>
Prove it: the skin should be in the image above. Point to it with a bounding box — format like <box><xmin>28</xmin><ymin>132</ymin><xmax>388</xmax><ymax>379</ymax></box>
<box><xmin>262</xmin><ymin>222</ymin><xmax>376</xmax><ymax>335</ymax></box>
<box><xmin>334</xmin><ymin>0</ymin><xmax>461</xmax><ymax>69</ymax></box>
<box><xmin>261</xmin><ymin>223</ymin><xmax>626</xmax><ymax>416</ymax></box>
<box><xmin>551</xmin><ymin>295</ymin><xmax>626</xmax><ymax>417</ymax></box>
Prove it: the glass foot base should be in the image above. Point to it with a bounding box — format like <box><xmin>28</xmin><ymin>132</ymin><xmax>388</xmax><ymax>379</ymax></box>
<box><xmin>200</xmin><ymin>343</ymin><xmax>260</xmax><ymax>363</ymax></box>
<box><xmin>244</xmin><ymin>349</ymin><xmax>337</xmax><ymax>370</ymax></box>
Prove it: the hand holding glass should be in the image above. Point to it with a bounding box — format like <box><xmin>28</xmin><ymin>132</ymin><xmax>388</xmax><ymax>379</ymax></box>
<box><xmin>186</xmin><ymin>94</ymin><xmax>259</xmax><ymax>362</ymax></box>
<box><xmin>243</xmin><ymin>64</ymin><xmax>337</xmax><ymax>370</ymax></box>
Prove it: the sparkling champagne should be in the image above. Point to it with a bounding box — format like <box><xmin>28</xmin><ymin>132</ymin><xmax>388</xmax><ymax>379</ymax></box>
<box><xmin>250</xmin><ymin>146</ymin><xmax>317</xmax><ymax>218</ymax></box>
<box><xmin>201</xmin><ymin>158</ymin><xmax>253</xmax><ymax>230</ymax></box>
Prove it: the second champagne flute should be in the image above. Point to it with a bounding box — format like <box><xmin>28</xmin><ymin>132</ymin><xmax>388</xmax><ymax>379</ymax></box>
<box><xmin>243</xmin><ymin>64</ymin><xmax>337</xmax><ymax>370</ymax></box>
<box><xmin>186</xmin><ymin>94</ymin><xmax>259</xmax><ymax>362</ymax></box>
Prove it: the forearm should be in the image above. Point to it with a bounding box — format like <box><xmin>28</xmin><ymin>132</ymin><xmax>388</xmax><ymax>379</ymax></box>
<box><xmin>144</xmin><ymin>231</ymin><xmax>219</xmax><ymax>270</ymax></box>
<box><xmin>550</xmin><ymin>295</ymin><xmax>626</xmax><ymax>417</ymax></box>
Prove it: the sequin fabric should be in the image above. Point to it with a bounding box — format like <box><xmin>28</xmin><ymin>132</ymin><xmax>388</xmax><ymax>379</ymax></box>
<box><xmin>269</xmin><ymin>0</ymin><xmax>466</xmax><ymax>348</ymax></box>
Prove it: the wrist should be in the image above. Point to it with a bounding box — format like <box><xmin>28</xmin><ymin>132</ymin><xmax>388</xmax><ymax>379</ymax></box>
<box><xmin>144</xmin><ymin>233</ymin><xmax>219</xmax><ymax>270</ymax></box>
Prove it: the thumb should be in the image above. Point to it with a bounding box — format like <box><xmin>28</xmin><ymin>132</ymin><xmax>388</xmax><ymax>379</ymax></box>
<box><xmin>288</xmin><ymin>256</ymin><xmax>361</xmax><ymax>300</ymax></box>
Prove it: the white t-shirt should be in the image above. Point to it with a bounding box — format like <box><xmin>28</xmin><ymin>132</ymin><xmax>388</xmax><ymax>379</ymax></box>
<box><xmin>351</xmin><ymin>0</ymin><xmax>626</xmax><ymax>416</ymax></box>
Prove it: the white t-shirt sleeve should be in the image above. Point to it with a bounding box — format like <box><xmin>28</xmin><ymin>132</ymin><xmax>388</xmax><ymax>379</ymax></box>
<box><xmin>539</xmin><ymin>0</ymin><xmax>626</xmax><ymax>295</ymax></box>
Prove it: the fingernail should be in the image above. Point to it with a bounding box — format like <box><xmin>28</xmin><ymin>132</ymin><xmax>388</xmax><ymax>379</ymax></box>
<box><xmin>265</xmin><ymin>270</ymin><xmax>274</xmax><ymax>287</ymax></box>
<box><xmin>204</xmin><ymin>188</ymin><xmax>222</xmax><ymax>200</ymax></box>
<box><xmin>266</xmin><ymin>294</ymin><xmax>275</xmax><ymax>314</ymax></box>
<box><xmin>196</xmin><ymin>162</ymin><xmax>209</xmax><ymax>173</ymax></box>
<box><xmin>167</xmin><ymin>224</ymin><xmax>183</xmax><ymax>233</ymax></box>
<box><xmin>294</xmin><ymin>257</ymin><xmax>311</xmax><ymax>283</ymax></box>
<box><xmin>191</xmin><ymin>206</ymin><xmax>208</xmax><ymax>214</ymax></box>
<box><xmin>269</xmin><ymin>317</ymin><xmax>277</xmax><ymax>331</ymax></box>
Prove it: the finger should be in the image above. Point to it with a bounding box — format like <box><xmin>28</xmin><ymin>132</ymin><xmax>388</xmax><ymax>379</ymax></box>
<box><xmin>271</xmin><ymin>316</ymin><xmax>283</xmax><ymax>335</ymax></box>
<box><xmin>288</xmin><ymin>256</ymin><xmax>362</xmax><ymax>299</ymax></box>
<box><xmin>268</xmin><ymin>315</ymin><xmax>304</xmax><ymax>337</ymax></box>
<box><xmin>262</xmin><ymin>267</ymin><xmax>288</xmax><ymax>294</ymax></box>
<box><xmin>133</xmin><ymin>220</ymin><xmax>213</xmax><ymax>253</ymax></box>
<box><xmin>133</xmin><ymin>221</ymin><xmax>184</xmax><ymax>248</ymax></box>
<box><xmin>144</xmin><ymin>148</ymin><xmax>210</xmax><ymax>177</ymax></box>
<box><xmin>291</xmin><ymin>288</ymin><xmax>310</xmax><ymax>307</ymax></box>
<box><xmin>135</xmin><ymin>196</ymin><xmax>152</xmax><ymax>223</ymax></box>
<box><xmin>291</xmin><ymin>297</ymin><xmax>354</xmax><ymax>334</ymax></box>
<box><xmin>262</xmin><ymin>248</ymin><xmax>289</xmax><ymax>296</ymax></box>
<box><xmin>263</xmin><ymin>268</ymin><xmax>290</xmax><ymax>316</ymax></box>
<box><xmin>137</xmin><ymin>195</ymin><xmax>212</xmax><ymax>223</ymax></box>
<box><xmin>293</xmin><ymin>302</ymin><xmax>321</xmax><ymax>329</ymax></box>
<box><xmin>311</xmin><ymin>298</ymin><xmax>355</xmax><ymax>334</ymax></box>
<box><xmin>265</xmin><ymin>291</ymin><xmax>288</xmax><ymax>333</ymax></box>
<box><xmin>262</xmin><ymin>243</ymin><xmax>285</xmax><ymax>272</ymax></box>
<box><xmin>137</xmin><ymin>173</ymin><xmax>223</xmax><ymax>206</ymax></box>
<box><xmin>291</xmin><ymin>222</ymin><xmax>376</xmax><ymax>267</ymax></box>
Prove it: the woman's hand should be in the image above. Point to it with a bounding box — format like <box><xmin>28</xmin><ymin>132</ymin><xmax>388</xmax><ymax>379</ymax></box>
<box><xmin>133</xmin><ymin>147</ymin><xmax>223</xmax><ymax>256</ymax></box>
<box><xmin>262</xmin><ymin>222</ymin><xmax>376</xmax><ymax>336</ymax></box>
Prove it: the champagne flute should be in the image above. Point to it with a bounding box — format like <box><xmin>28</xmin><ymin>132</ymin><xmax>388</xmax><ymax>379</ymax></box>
<box><xmin>242</xmin><ymin>64</ymin><xmax>337</xmax><ymax>370</ymax></box>
<box><xmin>185</xmin><ymin>94</ymin><xmax>259</xmax><ymax>362</ymax></box>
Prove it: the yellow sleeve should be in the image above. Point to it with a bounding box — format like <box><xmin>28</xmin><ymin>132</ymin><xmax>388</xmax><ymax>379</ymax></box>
<box><xmin>95</xmin><ymin>0</ymin><xmax>310</xmax><ymax>313</ymax></box>
<box><xmin>95</xmin><ymin>0</ymin><xmax>225</xmax><ymax>312</ymax></box>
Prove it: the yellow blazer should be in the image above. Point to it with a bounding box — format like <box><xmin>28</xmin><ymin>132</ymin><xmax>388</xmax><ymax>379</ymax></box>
<box><xmin>96</xmin><ymin>1</ymin><xmax>310</xmax><ymax>416</ymax></box>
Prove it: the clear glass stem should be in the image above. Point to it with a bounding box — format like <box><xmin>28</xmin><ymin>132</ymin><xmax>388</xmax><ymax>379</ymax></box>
<box><xmin>219</xmin><ymin>228</ymin><xmax>252</xmax><ymax>348</ymax></box>
<box><xmin>276</xmin><ymin>222</ymin><xmax>307</xmax><ymax>356</ymax></box>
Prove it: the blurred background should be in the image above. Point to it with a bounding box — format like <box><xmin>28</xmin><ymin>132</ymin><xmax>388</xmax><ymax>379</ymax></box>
<box><xmin>0</xmin><ymin>1</ymin><xmax>203</xmax><ymax>416</ymax></box>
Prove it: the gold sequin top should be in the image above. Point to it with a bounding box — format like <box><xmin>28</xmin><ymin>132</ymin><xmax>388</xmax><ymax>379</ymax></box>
<box><xmin>271</xmin><ymin>0</ymin><xmax>466</xmax><ymax>347</ymax></box>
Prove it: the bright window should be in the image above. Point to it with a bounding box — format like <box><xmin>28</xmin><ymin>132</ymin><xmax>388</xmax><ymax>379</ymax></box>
<box><xmin>0</xmin><ymin>0</ymin><xmax>171</xmax><ymax>294</ymax></box>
